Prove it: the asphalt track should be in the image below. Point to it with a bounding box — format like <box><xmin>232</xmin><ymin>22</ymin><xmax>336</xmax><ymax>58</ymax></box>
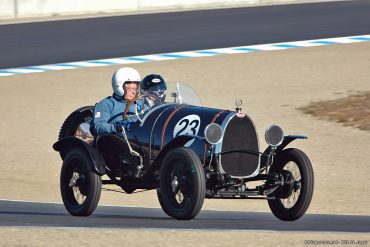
<box><xmin>0</xmin><ymin>200</ymin><xmax>369</xmax><ymax>232</ymax></box>
<box><xmin>0</xmin><ymin>0</ymin><xmax>370</xmax><ymax>69</ymax></box>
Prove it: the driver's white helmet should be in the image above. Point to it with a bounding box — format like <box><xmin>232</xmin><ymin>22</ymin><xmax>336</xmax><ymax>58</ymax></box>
<box><xmin>112</xmin><ymin>67</ymin><xmax>141</xmax><ymax>97</ymax></box>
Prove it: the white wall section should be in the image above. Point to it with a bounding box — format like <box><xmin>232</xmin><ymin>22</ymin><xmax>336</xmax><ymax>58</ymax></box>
<box><xmin>0</xmin><ymin>0</ymin><xmax>334</xmax><ymax>19</ymax></box>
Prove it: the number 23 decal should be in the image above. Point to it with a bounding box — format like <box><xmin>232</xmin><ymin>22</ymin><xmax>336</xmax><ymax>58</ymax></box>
<box><xmin>173</xmin><ymin>115</ymin><xmax>201</xmax><ymax>147</ymax></box>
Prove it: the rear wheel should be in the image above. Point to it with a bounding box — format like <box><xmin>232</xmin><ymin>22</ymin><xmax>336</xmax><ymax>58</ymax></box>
<box><xmin>60</xmin><ymin>148</ymin><xmax>101</xmax><ymax>216</ymax></box>
<box><xmin>268</xmin><ymin>148</ymin><xmax>314</xmax><ymax>221</ymax></box>
<box><xmin>158</xmin><ymin>147</ymin><xmax>205</xmax><ymax>220</ymax></box>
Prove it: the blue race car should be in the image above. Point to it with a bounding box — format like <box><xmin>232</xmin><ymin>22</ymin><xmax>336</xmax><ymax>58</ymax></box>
<box><xmin>53</xmin><ymin>83</ymin><xmax>314</xmax><ymax>221</ymax></box>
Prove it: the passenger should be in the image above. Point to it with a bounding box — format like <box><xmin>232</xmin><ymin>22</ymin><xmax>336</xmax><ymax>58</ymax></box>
<box><xmin>92</xmin><ymin>67</ymin><xmax>142</xmax><ymax>136</ymax></box>
<box><xmin>140</xmin><ymin>74</ymin><xmax>167</xmax><ymax>103</ymax></box>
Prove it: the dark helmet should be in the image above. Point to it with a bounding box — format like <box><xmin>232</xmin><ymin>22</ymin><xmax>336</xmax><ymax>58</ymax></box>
<box><xmin>140</xmin><ymin>74</ymin><xmax>167</xmax><ymax>102</ymax></box>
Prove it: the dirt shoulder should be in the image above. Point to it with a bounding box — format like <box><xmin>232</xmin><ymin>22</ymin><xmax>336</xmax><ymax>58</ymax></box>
<box><xmin>1</xmin><ymin>41</ymin><xmax>370</xmax><ymax>213</ymax></box>
<box><xmin>1</xmin><ymin>228</ymin><xmax>369</xmax><ymax>247</ymax></box>
<box><xmin>0</xmin><ymin>41</ymin><xmax>369</xmax><ymax>244</ymax></box>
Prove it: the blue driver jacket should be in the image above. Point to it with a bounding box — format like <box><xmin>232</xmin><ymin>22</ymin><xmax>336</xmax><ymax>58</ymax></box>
<box><xmin>92</xmin><ymin>94</ymin><xmax>143</xmax><ymax>136</ymax></box>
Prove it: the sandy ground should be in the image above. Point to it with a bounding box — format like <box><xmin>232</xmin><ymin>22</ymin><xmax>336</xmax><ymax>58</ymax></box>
<box><xmin>0</xmin><ymin>41</ymin><xmax>370</xmax><ymax>245</ymax></box>
<box><xmin>0</xmin><ymin>228</ymin><xmax>369</xmax><ymax>247</ymax></box>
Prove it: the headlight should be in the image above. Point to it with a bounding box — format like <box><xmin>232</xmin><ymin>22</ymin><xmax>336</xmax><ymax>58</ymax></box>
<box><xmin>265</xmin><ymin>125</ymin><xmax>284</xmax><ymax>146</ymax></box>
<box><xmin>204</xmin><ymin>123</ymin><xmax>223</xmax><ymax>145</ymax></box>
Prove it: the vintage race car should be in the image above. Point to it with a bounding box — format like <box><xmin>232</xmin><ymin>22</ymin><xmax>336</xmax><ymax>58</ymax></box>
<box><xmin>53</xmin><ymin>83</ymin><xmax>314</xmax><ymax>221</ymax></box>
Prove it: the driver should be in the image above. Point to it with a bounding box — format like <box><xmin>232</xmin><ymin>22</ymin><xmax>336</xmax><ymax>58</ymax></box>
<box><xmin>92</xmin><ymin>67</ymin><xmax>143</xmax><ymax>136</ymax></box>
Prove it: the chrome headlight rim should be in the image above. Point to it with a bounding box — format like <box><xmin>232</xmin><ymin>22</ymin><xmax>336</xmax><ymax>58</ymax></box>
<box><xmin>204</xmin><ymin>123</ymin><xmax>224</xmax><ymax>145</ymax></box>
<box><xmin>265</xmin><ymin>124</ymin><xmax>284</xmax><ymax>147</ymax></box>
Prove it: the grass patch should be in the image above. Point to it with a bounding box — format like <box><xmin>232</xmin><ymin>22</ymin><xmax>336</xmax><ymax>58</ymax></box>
<box><xmin>298</xmin><ymin>91</ymin><xmax>370</xmax><ymax>131</ymax></box>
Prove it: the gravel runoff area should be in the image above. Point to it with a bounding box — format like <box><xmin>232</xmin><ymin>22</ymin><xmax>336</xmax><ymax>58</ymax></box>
<box><xmin>299</xmin><ymin>91</ymin><xmax>370</xmax><ymax>131</ymax></box>
<box><xmin>0</xmin><ymin>41</ymin><xmax>369</xmax><ymax>245</ymax></box>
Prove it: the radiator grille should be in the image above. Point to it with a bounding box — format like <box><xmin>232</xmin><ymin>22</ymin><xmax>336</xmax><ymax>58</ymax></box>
<box><xmin>220</xmin><ymin>115</ymin><xmax>259</xmax><ymax>177</ymax></box>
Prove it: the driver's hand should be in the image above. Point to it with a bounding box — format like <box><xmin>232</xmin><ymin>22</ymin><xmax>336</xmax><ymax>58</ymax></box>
<box><xmin>115</xmin><ymin>121</ymin><xmax>130</xmax><ymax>132</ymax></box>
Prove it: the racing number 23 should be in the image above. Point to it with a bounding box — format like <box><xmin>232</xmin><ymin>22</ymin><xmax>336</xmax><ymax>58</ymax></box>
<box><xmin>176</xmin><ymin>118</ymin><xmax>199</xmax><ymax>136</ymax></box>
<box><xmin>173</xmin><ymin>115</ymin><xmax>201</xmax><ymax>147</ymax></box>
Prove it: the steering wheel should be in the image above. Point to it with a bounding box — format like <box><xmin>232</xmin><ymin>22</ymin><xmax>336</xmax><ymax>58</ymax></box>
<box><xmin>123</xmin><ymin>93</ymin><xmax>161</xmax><ymax>121</ymax></box>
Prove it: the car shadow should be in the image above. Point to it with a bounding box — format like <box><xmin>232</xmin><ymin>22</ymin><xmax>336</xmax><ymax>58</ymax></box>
<box><xmin>0</xmin><ymin>200</ymin><xmax>369</xmax><ymax>232</ymax></box>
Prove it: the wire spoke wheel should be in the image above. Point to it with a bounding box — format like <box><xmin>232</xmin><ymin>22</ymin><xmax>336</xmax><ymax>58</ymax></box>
<box><xmin>280</xmin><ymin>162</ymin><xmax>301</xmax><ymax>209</ymax></box>
<box><xmin>166</xmin><ymin>160</ymin><xmax>193</xmax><ymax>208</ymax></box>
<box><xmin>67</xmin><ymin>164</ymin><xmax>88</xmax><ymax>206</ymax></box>
<box><xmin>158</xmin><ymin>147</ymin><xmax>205</xmax><ymax>220</ymax></box>
<box><xmin>60</xmin><ymin>148</ymin><xmax>101</xmax><ymax>216</ymax></box>
<box><xmin>268</xmin><ymin>148</ymin><xmax>314</xmax><ymax>221</ymax></box>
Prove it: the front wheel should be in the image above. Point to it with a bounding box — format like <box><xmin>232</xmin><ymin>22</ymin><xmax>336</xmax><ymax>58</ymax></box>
<box><xmin>60</xmin><ymin>148</ymin><xmax>101</xmax><ymax>216</ymax></box>
<box><xmin>158</xmin><ymin>147</ymin><xmax>205</xmax><ymax>220</ymax></box>
<box><xmin>268</xmin><ymin>148</ymin><xmax>314</xmax><ymax>221</ymax></box>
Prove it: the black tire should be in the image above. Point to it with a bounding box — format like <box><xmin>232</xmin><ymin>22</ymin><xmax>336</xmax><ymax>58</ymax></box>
<box><xmin>58</xmin><ymin>106</ymin><xmax>94</xmax><ymax>141</ymax></box>
<box><xmin>156</xmin><ymin>189</ymin><xmax>170</xmax><ymax>217</ymax></box>
<box><xmin>158</xmin><ymin>147</ymin><xmax>205</xmax><ymax>220</ymax></box>
<box><xmin>268</xmin><ymin>148</ymin><xmax>314</xmax><ymax>221</ymax></box>
<box><xmin>60</xmin><ymin>147</ymin><xmax>101</xmax><ymax>216</ymax></box>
